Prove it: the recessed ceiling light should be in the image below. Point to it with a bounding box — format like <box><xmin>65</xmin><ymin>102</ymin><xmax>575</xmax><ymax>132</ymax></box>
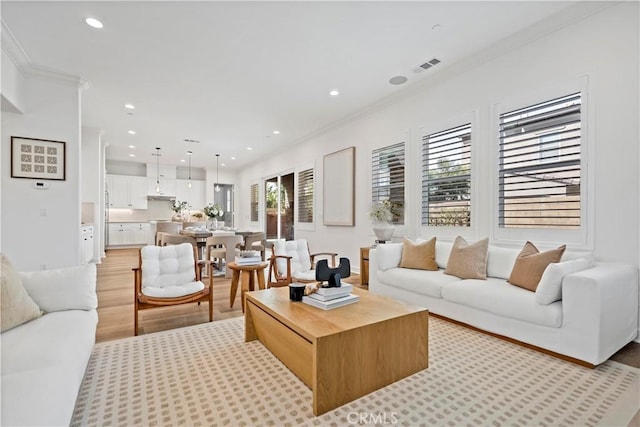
<box><xmin>129</xmin><ymin>154</ymin><xmax>135</xmax><ymax>158</ymax></box>
<box><xmin>85</xmin><ymin>18</ymin><xmax>103</xmax><ymax>29</ymax></box>
<box><xmin>180</xmin><ymin>159</ymin><xmax>185</xmax><ymax>163</ymax></box>
<box><xmin>128</xmin><ymin>130</ymin><xmax>136</xmax><ymax>135</ymax></box>
<box><xmin>128</xmin><ymin>145</ymin><xmax>135</xmax><ymax>149</ymax></box>
<box><xmin>124</xmin><ymin>104</ymin><xmax>135</xmax><ymax>109</ymax></box>
<box><xmin>247</xmin><ymin>147</ymin><xmax>253</xmax><ymax>151</ymax></box>
<box><xmin>389</xmin><ymin>75</ymin><xmax>408</xmax><ymax>85</ymax></box>
<box><xmin>221</xmin><ymin>163</ymin><xmax>226</xmax><ymax>167</ymax></box>
<box><xmin>273</xmin><ymin>130</ymin><xmax>280</xmax><ymax>135</ymax></box>
<box><xmin>231</xmin><ymin>157</ymin><xmax>236</xmax><ymax>160</ymax></box>
<box><xmin>329</xmin><ymin>89</ymin><xmax>340</xmax><ymax>96</ymax></box>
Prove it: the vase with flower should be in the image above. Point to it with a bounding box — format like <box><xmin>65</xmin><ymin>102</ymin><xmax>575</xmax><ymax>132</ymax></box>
<box><xmin>172</xmin><ymin>200</ymin><xmax>188</xmax><ymax>221</ymax></box>
<box><xmin>203</xmin><ymin>203</ymin><xmax>224</xmax><ymax>230</ymax></box>
<box><xmin>368</xmin><ymin>200</ymin><xmax>397</xmax><ymax>243</ymax></box>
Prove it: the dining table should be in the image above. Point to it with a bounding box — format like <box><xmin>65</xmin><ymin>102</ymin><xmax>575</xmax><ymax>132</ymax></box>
<box><xmin>179</xmin><ymin>229</ymin><xmax>256</xmax><ymax>278</ymax></box>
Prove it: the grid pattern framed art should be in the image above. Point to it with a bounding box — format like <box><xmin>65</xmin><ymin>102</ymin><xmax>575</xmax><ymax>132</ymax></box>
<box><xmin>11</xmin><ymin>136</ymin><xmax>66</xmax><ymax>181</ymax></box>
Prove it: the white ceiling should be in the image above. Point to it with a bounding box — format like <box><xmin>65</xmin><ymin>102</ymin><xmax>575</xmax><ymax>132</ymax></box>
<box><xmin>2</xmin><ymin>1</ymin><xmax>583</xmax><ymax>170</ymax></box>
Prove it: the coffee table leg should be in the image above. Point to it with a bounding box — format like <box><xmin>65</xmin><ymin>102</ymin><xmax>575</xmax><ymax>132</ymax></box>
<box><xmin>230</xmin><ymin>269</ymin><xmax>240</xmax><ymax>308</ymax></box>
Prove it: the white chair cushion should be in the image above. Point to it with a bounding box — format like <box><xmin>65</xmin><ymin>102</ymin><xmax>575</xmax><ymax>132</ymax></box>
<box><xmin>293</xmin><ymin>270</ymin><xmax>317</xmax><ymax>281</ymax></box>
<box><xmin>142</xmin><ymin>281</ymin><xmax>205</xmax><ymax>298</ymax></box>
<box><xmin>274</xmin><ymin>239</ymin><xmax>312</xmax><ymax>276</ymax></box>
<box><xmin>141</xmin><ymin>244</ymin><xmax>196</xmax><ymax>289</ymax></box>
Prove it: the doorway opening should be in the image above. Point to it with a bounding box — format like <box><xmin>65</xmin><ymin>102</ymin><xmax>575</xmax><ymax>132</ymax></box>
<box><xmin>265</xmin><ymin>173</ymin><xmax>294</xmax><ymax>240</ymax></box>
<box><xmin>213</xmin><ymin>184</ymin><xmax>234</xmax><ymax>228</ymax></box>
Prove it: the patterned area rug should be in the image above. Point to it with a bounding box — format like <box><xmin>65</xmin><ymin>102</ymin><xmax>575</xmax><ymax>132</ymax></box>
<box><xmin>72</xmin><ymin>316</ymin><xmax>639</xmax><ymax>426</ymax></box>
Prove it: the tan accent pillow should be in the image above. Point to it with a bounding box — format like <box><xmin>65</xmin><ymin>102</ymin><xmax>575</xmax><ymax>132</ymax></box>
<box><xmin>508</xmin><ymin>241</ymin><xmax>566</xmax><ymax>292</ymax></box>
<box><xmin>1</xmin><ymin>254</ymin><xmax>42</xmax><ymax>332</ymax></box>
<box><xmin>444</xmin><ymin>236</ymin><xmax>489</xmax><ymax>280</ymax></box>
<box><xmin>399</xmin><ymin>237</ymin><xmax>438</xmax><ymax>271</ymax></box>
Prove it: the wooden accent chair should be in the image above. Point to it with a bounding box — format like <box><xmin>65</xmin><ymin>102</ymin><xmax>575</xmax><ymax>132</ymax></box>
<box><xmin>268</xmin><ymin>239</ymin><xmax>337</xmax><ymax>287</ymax></box>
<box><xmin>133</xmin><ymin>243</ymin><xmax>213</xmax><ymax>335</ymax></box>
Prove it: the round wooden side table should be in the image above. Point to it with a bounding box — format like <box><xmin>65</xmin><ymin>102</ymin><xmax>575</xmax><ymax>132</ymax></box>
<box><xmin>227</xmin><ymin>262</ymin><xmax>268</xmax><ymax>313</ymax></box>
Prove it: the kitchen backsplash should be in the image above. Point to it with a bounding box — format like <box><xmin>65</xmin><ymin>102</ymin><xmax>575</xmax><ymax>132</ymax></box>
<box><xmin>109</xmin><ymin>200</ymin><xmax>174</xmax><ymax>222</ymax></box>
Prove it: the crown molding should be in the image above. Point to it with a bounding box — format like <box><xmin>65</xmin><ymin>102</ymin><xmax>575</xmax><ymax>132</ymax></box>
<box><xmin>1</xmin><ymin>19</ymin><xmax>90</xmax><ymax>89</ymax></box>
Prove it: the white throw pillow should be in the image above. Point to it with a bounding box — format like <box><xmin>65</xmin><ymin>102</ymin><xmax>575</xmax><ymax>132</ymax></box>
<box><xmin>20</xmin><ymin>263</ymin><xmax>97</xmax><ymax>312</ymax></box>
<box><xmin>487</xmin><ymin>246</ymin><xmax>520</xmax><ymax>280</ymax></box>
<box><xmin>375</xmin><ymin>243</ymin><xmax>403</xmax><ymax>271</ymax></box>
<box><xmin>535</xmin><ymin>258</ymin><xmax>594</xmax><ymax>305</ymax></box>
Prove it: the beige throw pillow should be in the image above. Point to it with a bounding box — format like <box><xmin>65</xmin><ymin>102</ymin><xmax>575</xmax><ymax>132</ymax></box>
<box><xmin>399</xmin><ymin>237</ymin><xmax>438</xmax><ymax>270</ymax></box>
<box><xmin>1</xmin><ymin>254</ymin><xmax>42</xmax><ymax>332</ymax></box>
<box><xmin>508</xmin><ymin>241</ymin><xmax>566</xmax><ymax>292</ymax></box>
<box><xmin>444</xmin><ymin>236</ymin><xmax>489</xmax><ymax>280</ymax></box>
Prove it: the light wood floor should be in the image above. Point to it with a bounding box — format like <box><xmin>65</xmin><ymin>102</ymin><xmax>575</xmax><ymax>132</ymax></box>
<box><xmin>96</xmin><ymin>248</ymin><xmax>362</xmax><ymax>342</ymax></box>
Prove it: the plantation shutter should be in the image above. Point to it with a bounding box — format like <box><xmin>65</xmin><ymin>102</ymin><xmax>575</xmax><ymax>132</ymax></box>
<box><xmin>498</xmin><ymin>92</ymin><xmax>581</xmax><ymax>229</ymax></box>
<box><xmin>250</xmin><ymin>183</ymin><xmax>259</xmax><ymax>222</ymax></box>
<box><xmin>421</xmin><ymin>124</ymin><xmax>472</xmax><ymax>226</ymax></box>
<box><xmin>297</xmin><ymin>168</ymin><xmax>314</xmax><ymax>223</ymax></box>
<box><xmin>371</xmin><ymin>142</ymin><xmax>405</xmax><ymax>225</ymax></box>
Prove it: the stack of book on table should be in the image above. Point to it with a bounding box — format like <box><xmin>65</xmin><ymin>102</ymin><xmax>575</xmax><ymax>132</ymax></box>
<box><xmin>234</xmin><ymin>251</ymin><xmax>262</xmax><ymax>265</ymax></box>
<box><xmin>301</xmin><ymin>283</ymin><xmax>359</xmax><ymax>310</ymax></box>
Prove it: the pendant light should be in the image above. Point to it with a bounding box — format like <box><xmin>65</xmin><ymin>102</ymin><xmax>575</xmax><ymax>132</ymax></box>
<box><xmin>215</xmin><ymin>154</ymin><xmax>221</xmax><ymax>192</ymax></box>
<box><xmin>153</xmin><ymin>147</ymin><xmax>161</xmax><ymax>193</ymax></box>
<box><xmin>187</xmin><ymin>151</ymin><xmax>193</xmax><ymax>188</ymax></box>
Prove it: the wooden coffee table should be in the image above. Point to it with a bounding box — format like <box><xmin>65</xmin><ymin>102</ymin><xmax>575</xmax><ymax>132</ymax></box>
<box><xmin>244</xmin><ymin>287</ymin><xmax>428</xmax><ymax>415</ymax></box>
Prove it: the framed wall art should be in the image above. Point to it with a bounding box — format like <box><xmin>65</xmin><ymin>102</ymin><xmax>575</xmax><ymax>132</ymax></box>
<box><xmin>323</xmin><ymin>146</ymin><xmax>355</xmax><ymax>226</ymax></box>
<box><xmin>11</xmin><ymin>136</ymin><xmax>66</xmax><ymax>181</ymax></box>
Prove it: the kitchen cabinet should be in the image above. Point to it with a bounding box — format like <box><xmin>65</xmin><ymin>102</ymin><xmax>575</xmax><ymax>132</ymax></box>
<box><xmin>175</xmin><ymin>179</ymin><xmax>206</xmax><ymax>211</ymax></box>
<box><xmin>81</xmin><ymin>225</ymin><xmax>94</xmax><ymax>264</ymax></box>
<box><xmin>147</xmin><ymin>177</ymin><xmax>176</xmax><ymax>197</ymax></box>
<box><xmin>108</xmin><ymin>222</ymin><xmax>150</xmax><ymax>246</ymax></box>
<box><xmin>106</xmin><ymin>175</ymin><xmax>148</xmax><ymax>209</ymax></box>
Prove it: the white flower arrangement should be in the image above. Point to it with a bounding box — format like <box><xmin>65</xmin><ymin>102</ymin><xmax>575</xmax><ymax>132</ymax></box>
<box><xmin>203</xmin><ymin>203</ymin><xmax>224</xmax><ymax>218</ymax></box>
<box><xmin>368</xmin><ymin>200</ymin><xmax>395</xmax><ymax>223</ymax></box>
<box><xmin>172</xmin><ymin>200</ymin><xmax>188</xmax><ymax>213</ymax></box>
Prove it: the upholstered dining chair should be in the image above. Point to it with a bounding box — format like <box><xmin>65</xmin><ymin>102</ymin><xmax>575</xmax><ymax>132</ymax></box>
<box><xmin>268</xmin><ymin>239</ymin><xmax>337</xmax><ymax>287</ymax></box>
<box><xmin>237</xmin><ymin>232</ymin><xmax>267</xmax><ymax>260</ymax></box>
<box><xmin>162</xmin><ymin>233</ymin><xmax>197</xmax><ymax>249</ymax></box>
<box><xmin>133</xmin><ymin>243</ymin><xmax>213</xmax><ymax>335</ymax></box>
<box><xmin>205</xmin><ymin>235</ymin><xmax>242</xmax><ymax>275</ymax></box>
<box><xmin>155</xmin><ymin>222</ymin><xmax>182</xmax><ymax>245</ymax></box>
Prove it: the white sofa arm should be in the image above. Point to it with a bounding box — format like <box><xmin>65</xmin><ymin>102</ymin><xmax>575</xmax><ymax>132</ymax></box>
<box><xmin>20</xmin><ymin>264</ymin><xmax>98</xmax><ymax>312</ymax></box>
<box><xmin>368</xmin><ymin>244</ymin><xmax>403</xmax><ymax>293</ymax></box>
<box><xmin>562</xmin><ymin>262</ymin><xmax>638</xmax><ymax>362</ymax></box>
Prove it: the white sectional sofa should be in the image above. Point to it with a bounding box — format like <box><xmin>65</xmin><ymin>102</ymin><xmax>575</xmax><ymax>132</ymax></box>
<box><xmin>369</xmin><ymin>240</ymin><xmax>639</xmax><ymax>366</ymax></box>
<box><xmin>1</xmin><ymin>263</ymin><xmax>98</xmax><ymax>426</ymax></box>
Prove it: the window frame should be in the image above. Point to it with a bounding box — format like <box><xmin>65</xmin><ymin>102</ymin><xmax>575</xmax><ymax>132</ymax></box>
<box><xmin>249</xmin><ymin>182</ymin><xmax>259</xmax><ymax>224</ymax></box>
<box><xmin>295</xmin><ymin>164</ymin><xmax>315</xmax><ymax>231</ymax></box>
<box><xmin>371</xmin><ymin>140</ymin><xmax>406</xmax><ymax>227</ymax></box>
<box><xmin>491</xmin><ymin>77</ymin><xmax>592</xmax><ymax>248</ymax></box>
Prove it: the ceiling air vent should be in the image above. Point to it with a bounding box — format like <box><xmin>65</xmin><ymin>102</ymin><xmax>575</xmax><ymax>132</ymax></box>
<box><xmin>418</xmin><ymin>58</ymin><xmax>441</xmax><ymax>71</ymax></box>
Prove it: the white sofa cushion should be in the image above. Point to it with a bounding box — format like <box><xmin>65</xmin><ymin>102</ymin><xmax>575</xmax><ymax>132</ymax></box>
<box><xmin>441</xmin><ymin>277</ymin><xmax>563</xmax><ymax>328</ymax></box>
<box><xmin>377</xmin><ymin>267</ymin><xmax>461</xmax><ymax>298</ymax></box>
<box><xmin>535</xmin><ymin>258</ymin><xmax>594</xmax><ymax>305</ymax></box>
<box><xmin>375</xmin><ymin>243</ymin><xmax>403</xmax><ymax>271</ymax></box>
<box><xmin>141</xmin><ymin>244</ymin><xmax>196</xmax><ymax>289</ymax></box>
<box><xmin>1</xmin><ymin>310</ymin><xmax>98</xmax><ymax>427</ymax></box>
<box><xmin>486</xmin><ymin>246</ymin><xmax>520</xmax><ymax>280</ymax></box>
<box><xmin>1</xmin><ymin>254</ymin><xmax>42</xmax><ymax>332</ymax></box>
<box><xmin>20</xmin><ymin>263</ymin><xmax>97</xmax><ymax>312</ymax></box>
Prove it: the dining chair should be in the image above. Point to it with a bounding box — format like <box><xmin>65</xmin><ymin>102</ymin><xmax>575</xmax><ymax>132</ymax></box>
<box><xmin>155</xmin><ymin>222</ymin><xmax>182</xmax><ymax>246</ymax></box>
<box><xmin>237</xmin><ymin>232</ymin><xmax>267</xmax><ymax>260</ymax></box>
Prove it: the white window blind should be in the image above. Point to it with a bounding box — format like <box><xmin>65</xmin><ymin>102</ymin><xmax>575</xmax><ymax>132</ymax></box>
<box><xmin>250</xmin><ymin>183</ymin><xmax>259</xmax><ymax>222</ymax></box>
<box><xmin>297</xmin><ymin>168</ymin><xmax>314</xmax><ymax>223</ymax></box>
<box><xmin>498</xmin><ymin>92</ymin><xmax>581</xmax><ymax>229</ymax></box>
<box><xmin>371</xmin><ymin>142</ymin><xmax>405</xmax><ymax>224</ymax></box>
<box><xmin>422</xmin><ymin>124</ymin><xmax>472</xmax><ymax>227</ymax></box>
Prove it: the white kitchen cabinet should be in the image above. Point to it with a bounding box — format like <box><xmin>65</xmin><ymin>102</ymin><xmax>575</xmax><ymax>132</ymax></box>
<box><xmin>106</xmin><ymin>174</ymin><xmax>148</xmax><ymax>209</ymax></box>
<box><xmin>175</xmin><ymin>179</ymin><xmax>206</xmax><ymax>211</ymax></box>
<box><xmin>80</xmin><ymin>225</ymin><xmax>94</xmax><ymax>264</ymax></box>
<box><xmin>108</xmin><ymin>223</ymin><xmax>150</xmax><ymax>246</ymax></box>
<box><xmin>146</xmin><ymin>163</ymin><xmax>176</xmax><ymax>179</ymax></box>
<box><xmin>147</xmin><ymin>177</ymin><xmax>176</xmax><ymax>197</ymax></box>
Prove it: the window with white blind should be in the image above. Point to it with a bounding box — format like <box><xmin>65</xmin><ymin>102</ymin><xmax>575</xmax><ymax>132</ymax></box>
<box><xmin>498</xmin><ymin>92</ymin><xmax>581</xmax><ymax>229</ymax></box>
<box><xmin>371</xmin><ymin>142</ymin><xmax>405</xmax><ymax>225</ymax></box>
<box><xmin>297</xmin><ymin>168</ymin><xmax>314</xmax><ymax>223</ymax></box>
<box><xmin>250</xmin><ymin>183</ymin><xmax>259</xmax><ymax>222</ymax></box>
<box><xmin>421</xmin><ymin>124</ymin><xmax>472</xmax><ymax>227</ymax></box>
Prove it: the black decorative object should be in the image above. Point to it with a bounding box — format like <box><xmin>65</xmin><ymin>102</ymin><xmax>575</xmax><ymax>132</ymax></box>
<box><xmin>315</xmin><ymin>258</ymin><xmax>351</xmax><ymax>287</ymax></box>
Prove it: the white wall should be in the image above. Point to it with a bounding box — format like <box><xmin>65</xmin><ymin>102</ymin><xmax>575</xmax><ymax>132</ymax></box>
<box><xmin>236</xmin><ymin>3</ymin><xmax>639</xmax><ymax>270</ymax></box>
<box><xmin>81</xmin><ymin>126</ymin><xmax>102</xmax><ymax>262</ymax></box>
<box><xmin>1</xmin><ymin>48</ymin><xmax>26</xmax><ymax>113</ymax></box>
<box><xmin>1</xmin><ymin>76</ymin><xmax>83</xmax><ymax>270</ymax></box>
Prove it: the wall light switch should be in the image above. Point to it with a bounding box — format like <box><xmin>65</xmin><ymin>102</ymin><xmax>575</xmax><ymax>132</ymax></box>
<box><xmin>34</xmin><ymin>181</ymin><xmax>49</xmax><ymax>189</ymax></box>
